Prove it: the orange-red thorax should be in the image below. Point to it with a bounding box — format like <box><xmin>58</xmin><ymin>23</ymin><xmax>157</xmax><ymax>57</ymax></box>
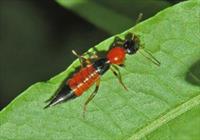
<box><xmin>107</xmin><ymin>47</ymin><xmax>126</xmax><ymax>65</ymax></box>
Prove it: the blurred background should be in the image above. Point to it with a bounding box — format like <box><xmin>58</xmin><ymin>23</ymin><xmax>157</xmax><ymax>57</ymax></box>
<box><xmin>0</xmin><ymin>0</ymin><xmax>183</xmax><ymax>110</ymax></box>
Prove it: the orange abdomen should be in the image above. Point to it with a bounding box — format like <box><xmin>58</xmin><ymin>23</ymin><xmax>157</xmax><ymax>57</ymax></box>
<box><xmin>67</xmin><ymin>65</ymin><xmax>100</xmax><ymax>96</ymax></box>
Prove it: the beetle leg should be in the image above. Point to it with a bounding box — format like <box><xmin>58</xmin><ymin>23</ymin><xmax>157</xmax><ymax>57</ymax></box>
<box><xmin>83</xmin><ymin>79</ymin><xmax>100</xmax><ymax>118</ymax></box>
<box><xmin>110</xmin><ymin>36</ymin><xmax>124</xmax><ymax>48</ymax></box>
<box><xmin>72</xmin><ymin>50</ymin><xmax>100</xmax><ymax>68</ymax></box>
<box><xmin>72</xmin><ymin>50</ymin><xmax>92</xmax><ymax>67</ymax></box>
<box><xmin>110</xmin><ymin>65</ymin><xmax>128</xmax><ymax>91</ymax></box>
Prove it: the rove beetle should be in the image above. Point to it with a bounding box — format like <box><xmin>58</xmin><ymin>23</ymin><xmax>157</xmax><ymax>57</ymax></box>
<box><xmin>44</xmin><ymin>33</ymin><xmax>160</xmax><ymax>117</ymax></box>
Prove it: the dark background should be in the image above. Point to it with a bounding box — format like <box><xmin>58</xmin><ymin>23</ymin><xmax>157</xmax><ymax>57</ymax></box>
<box><xmin>0</xmin><ymin>0</ymin><xmax>183</xmax><ymax>110</ymax></box>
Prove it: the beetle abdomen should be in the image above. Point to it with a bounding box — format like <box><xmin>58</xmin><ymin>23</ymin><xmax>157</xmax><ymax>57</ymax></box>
<box><xmin>67</xmin><ymin>65</ymin><xmax>100</xmax><ymax>96</ymax></box>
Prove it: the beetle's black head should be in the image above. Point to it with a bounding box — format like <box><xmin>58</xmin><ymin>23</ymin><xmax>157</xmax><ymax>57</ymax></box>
<box><xmin>123</xmin><ymin>33</ymin><xmax>139</xmax><ymax>55</ymax></box>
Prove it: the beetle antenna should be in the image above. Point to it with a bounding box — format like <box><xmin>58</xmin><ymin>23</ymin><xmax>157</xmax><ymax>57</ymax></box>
<box><xmin>135</xmin><ymin>13</ymin><xmax>143</xmax><ymax>25</ymax></box>
<box><xmin>139</xmin><ymin>49</ymin><xmax>160</xmax><ymax>66</ymax></box>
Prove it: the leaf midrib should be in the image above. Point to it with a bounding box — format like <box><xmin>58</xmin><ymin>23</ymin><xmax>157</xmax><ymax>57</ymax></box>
<box><xmin>127</xmin><ymin>93</ymin><xmax>200</xmax><ymax>140</ymax></box>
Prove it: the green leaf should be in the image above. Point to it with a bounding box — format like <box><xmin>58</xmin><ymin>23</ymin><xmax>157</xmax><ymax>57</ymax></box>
<box><xmin>56</xmin><ymin>0</ymin><xmax>170</xmax><ymax>34</ymax></box>
<box><xmin>1</xmin><ymin>0</ymin><xmax>200</xmax><ymax>140</ymax></box>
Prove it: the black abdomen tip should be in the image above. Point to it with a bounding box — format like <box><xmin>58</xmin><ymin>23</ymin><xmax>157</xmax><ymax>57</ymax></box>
<box><xmin>44</xmin><ymin>85</ymin><xmax>76</xmax><ymax>109</ymax></box>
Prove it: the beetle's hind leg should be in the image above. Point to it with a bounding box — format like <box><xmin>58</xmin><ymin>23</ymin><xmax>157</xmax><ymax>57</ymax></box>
<box><xmin>83</xmin><ymin>79</ymin><xmax>100</xmax><ymax>118</ymax></box>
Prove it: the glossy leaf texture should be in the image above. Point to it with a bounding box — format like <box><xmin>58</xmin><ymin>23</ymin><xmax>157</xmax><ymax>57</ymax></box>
<box><xmin>0</xmin><ymin>0</ymin><xmax>200</xmax><ymax>140</ymax></box>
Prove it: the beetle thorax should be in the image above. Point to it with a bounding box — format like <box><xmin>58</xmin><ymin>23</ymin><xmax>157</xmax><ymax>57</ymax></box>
<box><xmin>107</xmin><ymin>47</ymin><xmax>126</xmax><ymax>65</ymax></box>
